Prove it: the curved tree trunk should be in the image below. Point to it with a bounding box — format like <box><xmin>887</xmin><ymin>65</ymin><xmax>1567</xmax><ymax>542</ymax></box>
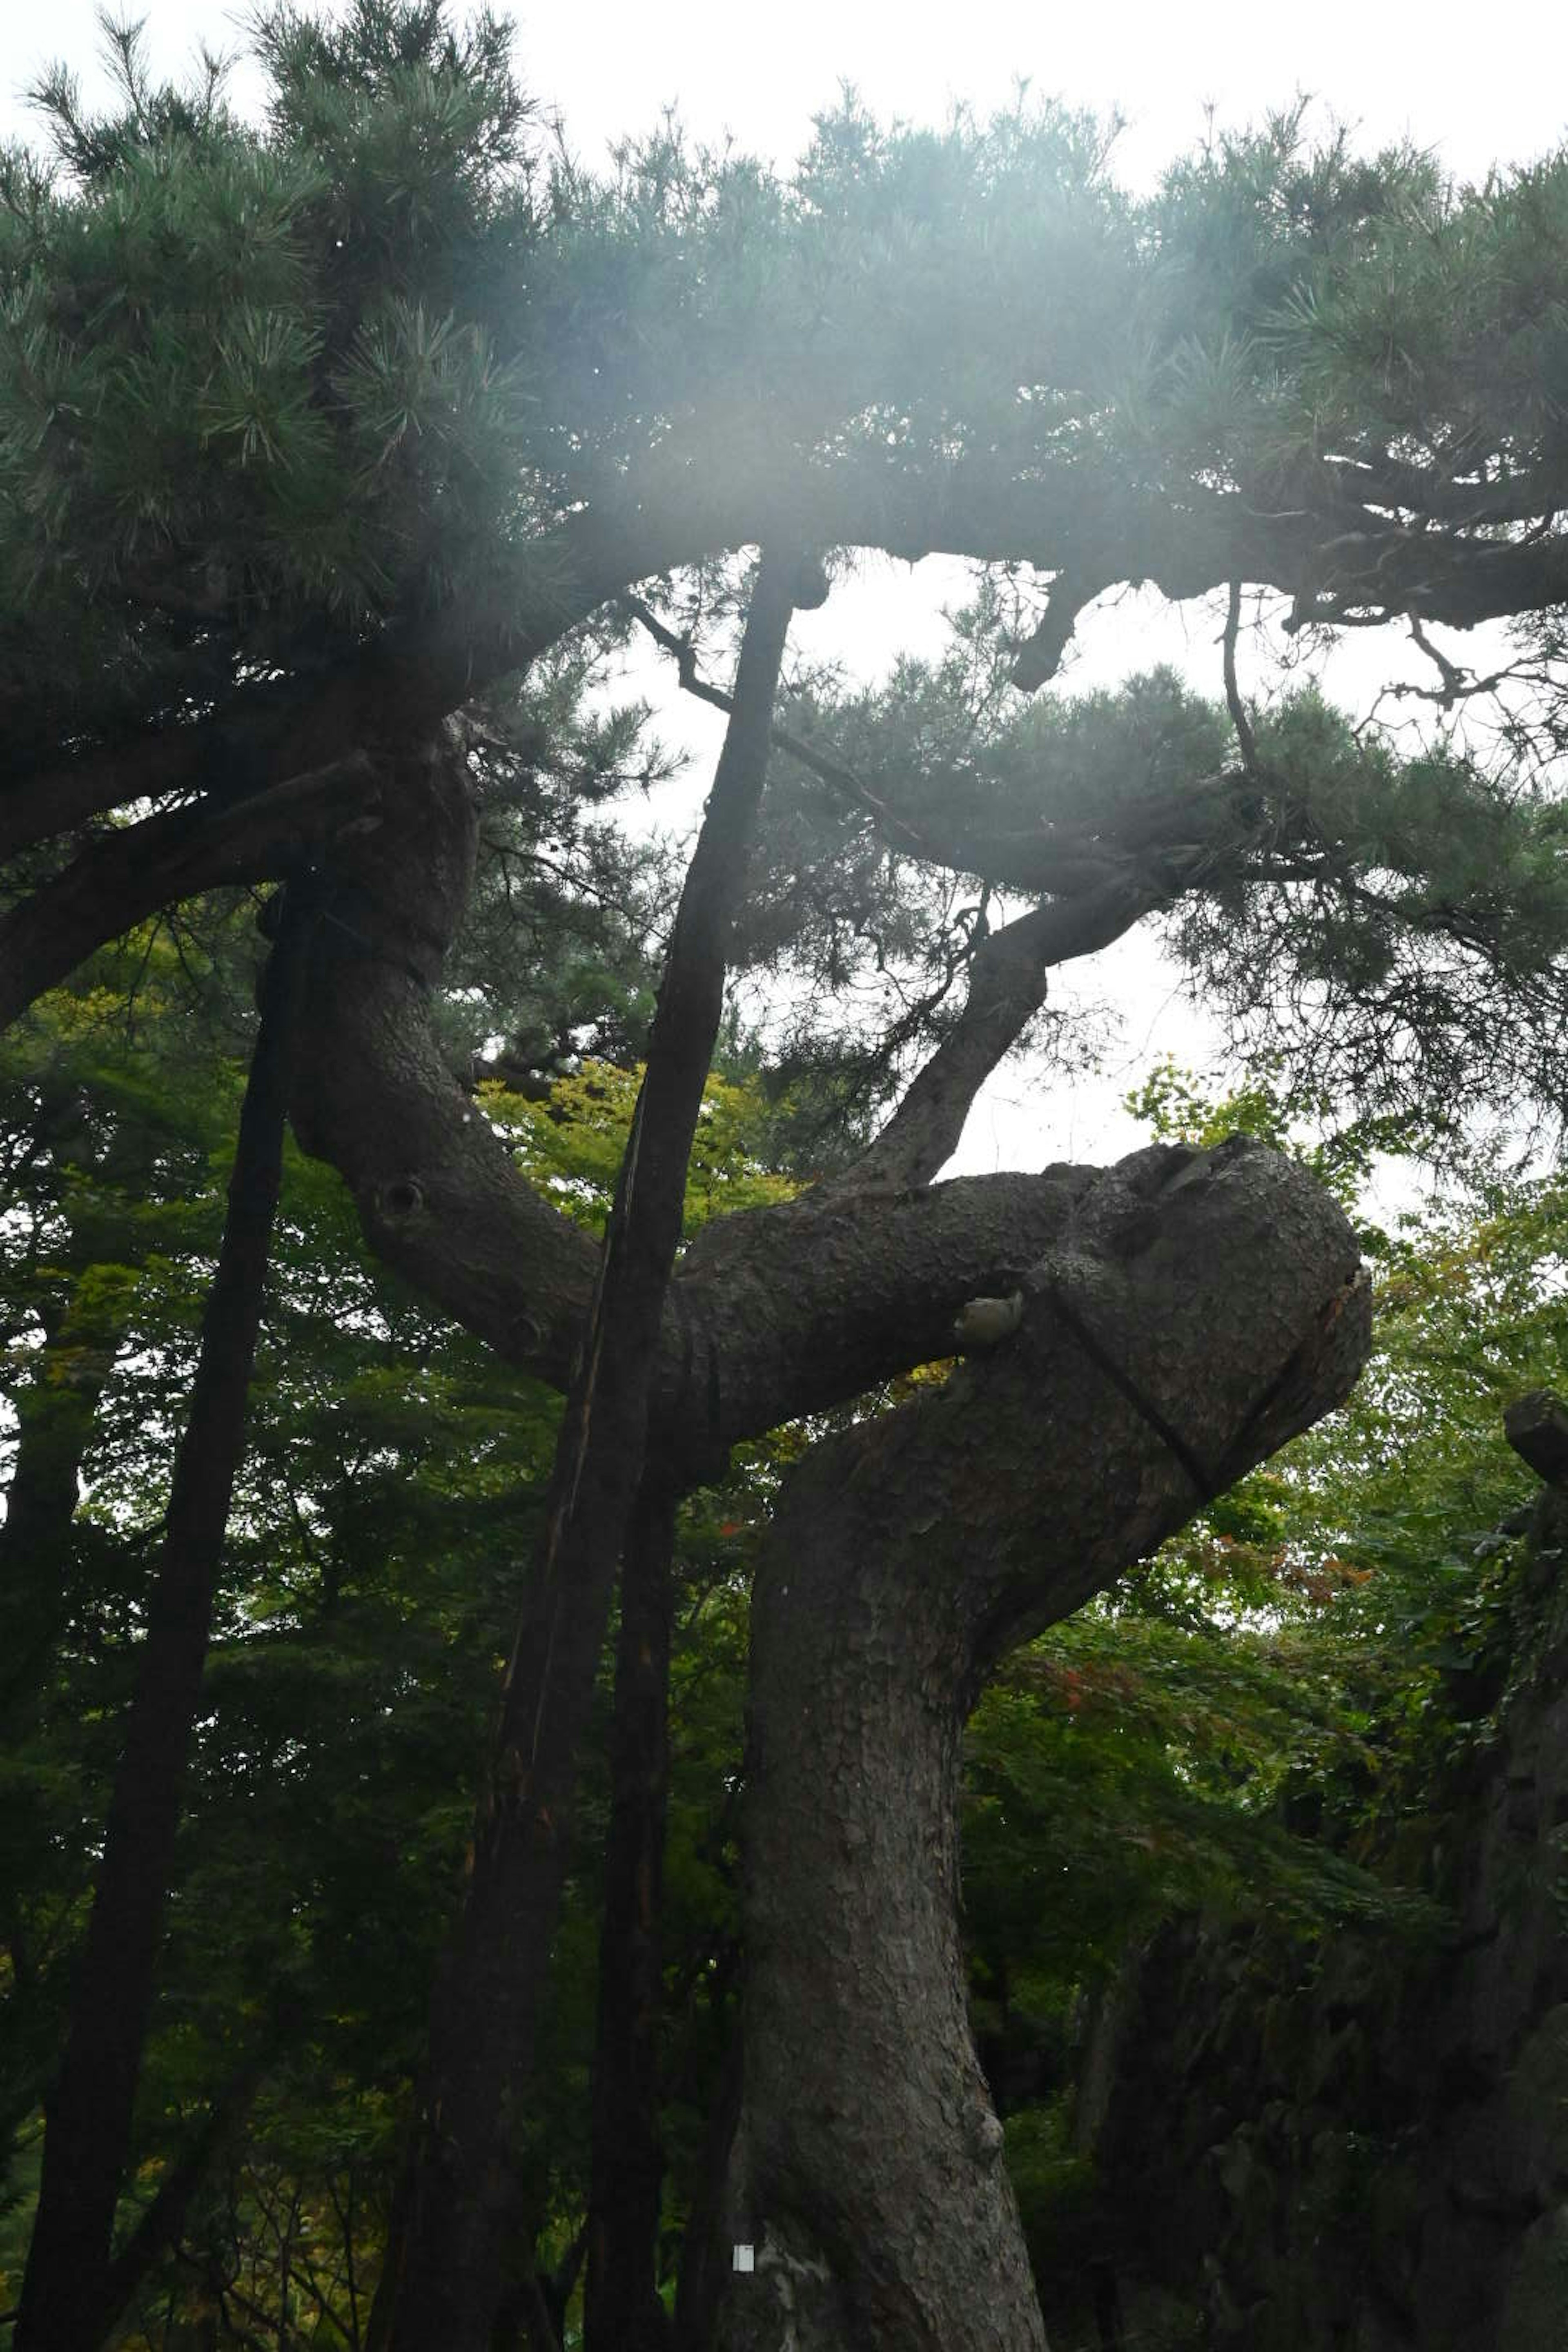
<box><xmin>712</xmin><ymin>1139</ymin><xmax>1370</xmax><ymax>2348</ymax></box>
<box><xmin>726</xmin><ymin>1523</ymin><xmax>1045</xmax><ymax>2349</ymax></box>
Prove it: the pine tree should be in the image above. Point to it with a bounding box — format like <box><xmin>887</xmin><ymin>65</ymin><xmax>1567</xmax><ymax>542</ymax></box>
<box><xmin>6</xmin><ymin>9</ymin><xmax>1568</xmax><ymax>2343</ymax></box>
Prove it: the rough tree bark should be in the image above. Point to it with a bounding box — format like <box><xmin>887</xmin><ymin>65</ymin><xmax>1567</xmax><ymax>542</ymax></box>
<box><xmin>709</xmin><ymin>1139</ymin><xmax>1370</xmax><ymax>2349</ymax></box>
<box><xmin>15</xmin><ymin>891</ymin><xmax>311</xmax><ymax>2352</ymax></box>
<box><xmin>363</xmin><ymin>555</ymin><xmax>798</xmax><ymax>2352</ymax></box>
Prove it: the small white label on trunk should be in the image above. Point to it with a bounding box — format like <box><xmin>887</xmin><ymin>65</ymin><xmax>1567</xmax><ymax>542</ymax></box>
<box><xmin>732</xmin><ymin>2242</ymin><xmax>755</xmax><ymax>2272</ymax></box>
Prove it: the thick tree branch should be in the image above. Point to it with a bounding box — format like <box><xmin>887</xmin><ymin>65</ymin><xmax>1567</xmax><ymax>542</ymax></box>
<box><xmin>0</xmin><ymin>493</ymin><xmax>675</xmax><ymax>864</ymax></box>
<box><xmin>834</xmin><ymin>885</ymin><xmax>1155</xmax><ymax>1195</ymax></box>
<box><xmin>9</xmin><ymin>425</ymin><xmax>1566</xmax><ymax>1006</ymax></box>
<box><xmin>670</xmin><ymin>1163</ymin><xmax>1096</xmax><ymax>1460</ymax></box>
<box><xmin>282</xmin><ymin>732</ymin><xmax>1102</xmax><ymax>1462</ymax></box>
<box><xmin>1317</xmin><ymin>447</ymin><xmax>1568</xmax><ymax>531</ymax></box>
<box><xmin>0</xmin><ymin>755</ymin><xmax>378</xmax><ymax>1031</ymax></box>
<box><xmin>0</xmin><ymin>721</ymin><xmax>226</xmax><ymax>865</ymax></box>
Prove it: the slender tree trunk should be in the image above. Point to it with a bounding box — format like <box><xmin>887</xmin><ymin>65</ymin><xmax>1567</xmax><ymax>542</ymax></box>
<box><xmin>99</xmin><ymin>2049</ymin><xmax>268</xmax><ymax>2323</ymax></box>
<box><xmin>2</xmin><ymin>1088</ymin><xmax>169</xmax><ymax>1731</ymax></box>
<box><xmin>16</xmin><ymin>896</ymin><xmax>311</xmax><ymax>2352</ymax></box>
<box><xmin>371</xmin><ymin>555</ymin><xmax>798</xmax><ymax>2352</ymax></box>
<box><xmin>675</xmin><ymin>2016</ymin><xmax>746</xmax><ymax>2351</ymax></box>
<box><xmin>585</xmin><ymin>1476</ymin><xmax>677</xmax><ymax>2351</ymax></box>
<box><xmin>0</xmin><ymin>1280</ymin><xmax>125</xmax><ymax>2148</ymax></box>
<box><xmin>708</xmin><ymin>1141</ymin><xmax>1370</xmax><ymax>2348</ymax></box>
<box><xmin>0</xmin><ymin>1284</ymin><xmax>120</xmax><ymax>1728</ymax></box>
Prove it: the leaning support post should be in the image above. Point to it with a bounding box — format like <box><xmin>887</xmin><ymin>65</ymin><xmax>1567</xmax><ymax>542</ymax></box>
<box><xmin>371</xmin><ymin>553</ymin><xmax>799</xmax><ymax>2352</ymax></box>
<box><xmin>584</xmin><ymin>1474</ymin><xmax>679</xmax><ymax>2351</ymax></box>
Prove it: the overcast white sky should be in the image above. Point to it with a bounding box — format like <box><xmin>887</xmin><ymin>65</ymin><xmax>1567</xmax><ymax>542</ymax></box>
<box><xmin>4</xmin><ymin>4</ymin><xmax>1562</xmax><ymax>1179</ymax></box>
<box><xmin>7</xmin><ymin>0</ymin><xmax>1564</xmax><ymax>188</ymax></box>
